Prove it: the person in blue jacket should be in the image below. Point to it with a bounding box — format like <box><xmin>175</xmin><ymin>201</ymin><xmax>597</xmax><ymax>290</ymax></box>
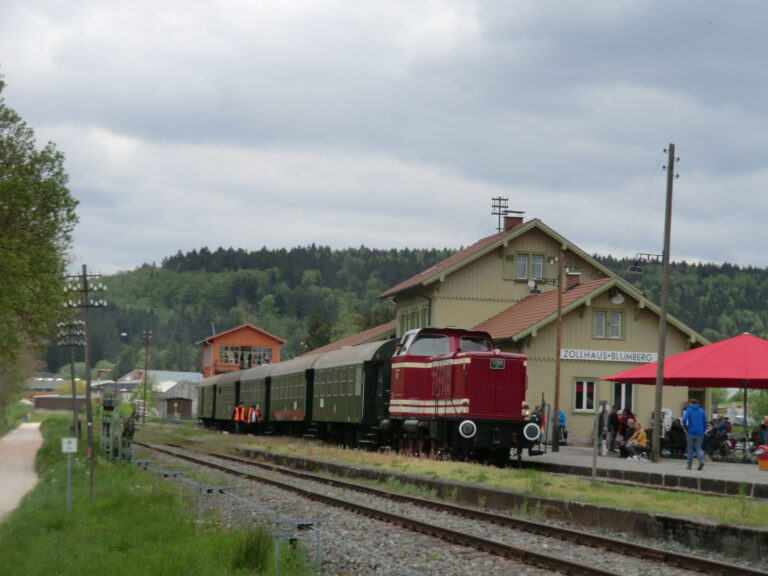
<box><xmin>682</xmin><ymin>398</ymin><xmax>707</xmax><ymax>470</ymax></box>
<box><xmin>557</xmin><ymin>410</ymin><xmax>567</xmax><ymax>445</ymax></box>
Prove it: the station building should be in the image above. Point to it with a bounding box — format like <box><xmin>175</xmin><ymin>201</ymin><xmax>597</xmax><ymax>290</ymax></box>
<box><xmin>378</xmin><ymin>214</ymin><xmax>709</xmax><ymax>446</ymax></box>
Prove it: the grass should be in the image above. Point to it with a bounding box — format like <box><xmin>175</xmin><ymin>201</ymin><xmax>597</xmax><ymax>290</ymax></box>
<box><xmin>136</xmin><ymin>422</ymin><xmax>768</xmax><ymax>529</ymax></box>
<box><xmin>0</xmin><ymin>416</ymin><xmax>315</xmax><ymax>576</ymax></box>
<box><xmin>0</xmin><ymin>400</ymin><xmax>34</xmax><ymax>438</ymax></box>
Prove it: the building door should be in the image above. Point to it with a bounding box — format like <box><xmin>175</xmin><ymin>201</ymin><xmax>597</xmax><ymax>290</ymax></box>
<box><xmin>613</xmin><ymin>382</ymin><xmax>634</xmax><ymax>412</ymax></box>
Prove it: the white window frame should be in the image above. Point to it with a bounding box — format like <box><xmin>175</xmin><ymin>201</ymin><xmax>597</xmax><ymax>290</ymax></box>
<box><xmin>608</xmin><ymin>311</ymin><xmax>622</xmax><ymax>339</ymax></box>
<box><xmin>531</xmin><ymin>254</ymin><xmax>543</xmax><ymax>280</ymax></box>
<box><xmin>574</xmin><ymin>379</ymin><xmax>596</xmax><ymax>412</ymax></box>
<box><xmin>593</xmin><ymin>311</ymin><xmax>623</xmax><ymax>339</ymax></box>
<box><xmin>516</xmin><ymin>254</ymin><xmax>528</xmax><ymax>280</ymax></box>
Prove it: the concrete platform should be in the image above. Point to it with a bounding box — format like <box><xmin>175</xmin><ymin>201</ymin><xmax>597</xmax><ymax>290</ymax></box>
<box><xmin>522</xmin><ymin>445</ymin><xmax>768</xmax><ymax>498</ymax></box>
<box><xmin>0</xmin><ymin>423</ymin><xmax>43</xmax><ymax>521</ymax></box>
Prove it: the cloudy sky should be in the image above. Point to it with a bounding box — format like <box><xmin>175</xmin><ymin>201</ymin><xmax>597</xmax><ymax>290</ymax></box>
<box><xmin>2</xmin><ymin>1</ymin><xmax>766</xmax><ymax>274</ymax></box>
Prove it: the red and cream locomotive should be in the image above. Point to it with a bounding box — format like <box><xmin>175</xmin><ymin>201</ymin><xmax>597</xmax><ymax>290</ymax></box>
<box><xmin>385</xmin><ymin>327</ymin><xmax>541</xmax><ymax>463</ymax></box>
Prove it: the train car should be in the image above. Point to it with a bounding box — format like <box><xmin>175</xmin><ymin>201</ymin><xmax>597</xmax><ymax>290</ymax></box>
<box><xmin>268</xmin><ymin>354</ymin><xmax>318</xmax><ymax>436</ymax></box>
<box><xmin>310</xmin><ymin>339</ymin><xmax>397</xmax><ymax>445</ymax></box>
<box><xmin>213</xmin><ymin>370</ymin><xmax>242</xmax><ymax>427</ymax></box>
<box><xmin>239</xmin><ymin>363</ymin><xmax>272</xmax><ymax>429</ymax></box>
<box><xmin>197</xmin><ymin>373</ymin><xmax>223</xmax><ymax>427</ymax></box>
<box><xmin>389</xmin><ymin>327</ymin><xmax>539</xmax><ymax>464</ymax></box>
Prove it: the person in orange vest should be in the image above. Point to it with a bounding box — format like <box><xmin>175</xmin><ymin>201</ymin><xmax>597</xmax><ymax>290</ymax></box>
<box><xmin>247</xmin><ymin>405</ymin><xmax>261</xmax><ymax>434</ymax></box>
<box><xmin>232</xmin><ymin>401</ymin><xmax>246</xmax><ymax>434</ymax></box>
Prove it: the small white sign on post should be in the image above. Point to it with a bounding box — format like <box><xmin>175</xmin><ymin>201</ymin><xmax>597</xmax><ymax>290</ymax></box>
<box><xmin>62</xmin><ymin>437</ymin><xmax>78</xmax><ymax>453</ymax></box>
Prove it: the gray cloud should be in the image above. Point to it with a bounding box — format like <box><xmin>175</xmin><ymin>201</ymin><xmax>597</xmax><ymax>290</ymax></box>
<box><xmin>2</xmin><ymin>0</ymin><xmax>767</xmax><ymax>273</ymax></box>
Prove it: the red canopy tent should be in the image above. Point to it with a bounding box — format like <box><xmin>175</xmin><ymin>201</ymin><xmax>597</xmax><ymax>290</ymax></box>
<box><xmin>603</xmin><ymin>333</ymin><xmax>768</xmax><ymax>439</ymax></box>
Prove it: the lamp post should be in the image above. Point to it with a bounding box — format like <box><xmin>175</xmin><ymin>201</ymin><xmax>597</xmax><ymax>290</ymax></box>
<box><xmin>142</xmin><ymin>329</ymin><xmax>152</xmax><ymax>423</ymax></box>
<box><xmin>57</xmin><ymin>320</ymin><xmax>85</xmax><ymax>439</ymax></box>
<box><xmin>65</xmin><ymin>264</ymin><xmax>107</xmax><ymax>501</ymax></box>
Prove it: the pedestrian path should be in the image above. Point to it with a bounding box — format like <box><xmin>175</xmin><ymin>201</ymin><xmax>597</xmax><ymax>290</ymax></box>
<box><xmin>523</xmin><ymin>444</ymin><xmax>768</xmax><ymax>496</ymax></box>
<box><xmin>0</xmin><ymin>423</ymin><xmax>43</xmax><ymax>521</ymax></box>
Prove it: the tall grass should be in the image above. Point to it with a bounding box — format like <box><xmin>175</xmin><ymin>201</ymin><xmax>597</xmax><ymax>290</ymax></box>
<box><xmin>0</xmin><ymin>416</ymin><xmax>315</xmax><ymax>576</ymax></box>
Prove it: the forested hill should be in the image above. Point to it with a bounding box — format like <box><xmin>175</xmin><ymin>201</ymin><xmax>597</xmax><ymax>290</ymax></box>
<box><xmin>47</xmin><ymin>245</ymin><xmax>455</xmax><ymax>375</ymax></box>
<box><xmin>160</xmin><ymin>245</ymin><xmax>453</xmax><ymax>290</ymax></box>
<box><xmin>46</xmin><ymin>245</ymin><xmax>768</xmax><ymax>378</ymax></box>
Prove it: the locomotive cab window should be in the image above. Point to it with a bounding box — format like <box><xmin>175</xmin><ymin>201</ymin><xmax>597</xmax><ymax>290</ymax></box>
<box><xmin>460</xmin><ymin>336</ymin><xmax>492</xmax><ymax>352</ymax></box>
<box><xmin>409</xmin><ymin>334</ymin><xmax>449</xmax><ymax>356</ymax></box>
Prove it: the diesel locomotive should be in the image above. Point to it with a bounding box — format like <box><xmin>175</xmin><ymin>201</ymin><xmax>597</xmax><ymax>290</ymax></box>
<box><xmin>197</xmin><ymin>326</ymin><xmax>541</xmax><ymax>464</ymax></box>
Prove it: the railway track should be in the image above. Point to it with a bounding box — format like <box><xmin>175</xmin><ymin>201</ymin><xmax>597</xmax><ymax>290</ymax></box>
<box><xmin>137</xmin><ymin>442</ymin><xmax>767</xmax><ymax>576</ymax></box>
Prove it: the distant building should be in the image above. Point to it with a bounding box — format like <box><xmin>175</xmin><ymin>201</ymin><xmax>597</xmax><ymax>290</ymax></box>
<box><xmin>155</xmin><ymin>380</ymin><xmax>197</xmax><ymax>419</ymax></box>
<box><xmin>198</xmin><ymin>324</ymin><xmax>286</xmax><ymax>377</ymax></box>
<box><xmin>117</xmin><ymin>369</ymin><xmax>202</xmax><ymax>418</ymax></box>
<box><xmin>22</xmin><ymin>372</ymin><xmax>63</xmax><ymax>399</ymax></box>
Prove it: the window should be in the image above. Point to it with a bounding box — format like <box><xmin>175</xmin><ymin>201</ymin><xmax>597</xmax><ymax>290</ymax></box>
<box><xmin>219</xmin><ymin>345</ymin><xmax>273</xmax><ymax>367</ymax></box>
<box><xmin>593</xmin><ymin>311</ymin><xmax>623</xmax><ymax>339</ymax></box>
<box><xmin>504</xmin><ymin>252</ymin><xmax>545</xmax><ymax>281</ymax></box>
<box><xmin>531</xmin><ymin>255</ymin><xmax>543</xmax><ymax>280</ymax></box>
<box><xmin>516</xmin><ymin>254</ymin><xmax>528</xmax><ymax>279</ymax></box>
<box><xmin>460</xmin><ymin>336</ymin><xmax>492</xmax><ymax>352</ymax></box>
<box><xmin>575</xmin><ymin>379</ymin><xmax>596</xmax><ymax>411</ymax></box>
<box><xmin>608</xmin><ymin>312</ymin><xmax>622</xmax><ymax>339</ymax></box>
<box><xmin>410</xmin><ymin>335</ymin><xmax>449</xmax><ymax>356</ymax></box>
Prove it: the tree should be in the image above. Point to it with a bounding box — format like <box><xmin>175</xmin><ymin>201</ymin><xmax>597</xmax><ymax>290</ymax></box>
<box><xmin>0</xmin><ymin>74</ymin><xmax>79</xmax><ymax>406</ymax></box>
<box><xmin>305</xmin><ymin>308</ymin><xmax>331</xmax><ymax>352</ymax></box>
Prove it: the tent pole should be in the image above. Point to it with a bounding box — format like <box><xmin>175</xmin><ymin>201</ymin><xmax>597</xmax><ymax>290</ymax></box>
<box><xmin>743</xmin><ymin>383</ymin><xmax>749</xmax><ymax>462</ymax></box>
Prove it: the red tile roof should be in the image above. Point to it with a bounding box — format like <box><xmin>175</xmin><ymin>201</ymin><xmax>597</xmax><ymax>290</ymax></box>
<box><xmin>197</xmin><ymin>323</ymin><xmax>286</xmax><ymax>345</ymax></box>
<box><xmin>379</xmin><ymin>225</ymin><xmax>521</xmax><ymax>298</ymax></box>
<box><xmin>301</xmin><ymin>319</ymin><xmax>397</xmax><ymax>356</ymax></box>
<box><xmin>474</xmin><ymin>278</ymin><xmax>613</xmax><ymax>342</ymax></box>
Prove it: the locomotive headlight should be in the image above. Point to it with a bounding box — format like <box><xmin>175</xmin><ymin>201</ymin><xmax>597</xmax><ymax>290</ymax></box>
<box><xmin>458</xmin><ymin>419</ymin><xmax>477</xmax><ymax>439</ymax></box>
<box><xmin>523</xmin><ymin>422</ymin><xmax>541</xmax><ymax>442</ymax></box>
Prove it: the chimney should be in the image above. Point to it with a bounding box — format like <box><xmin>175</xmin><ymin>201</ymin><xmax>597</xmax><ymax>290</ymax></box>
<box><xmin>566</xmin><ymin>271</ymin><xmax>581</xmax><ymax>290</ymax></box>
<box><xmin>503</xmin><ymin>215</ymin><xmax>524</xmax><ymax>230</ymax></box>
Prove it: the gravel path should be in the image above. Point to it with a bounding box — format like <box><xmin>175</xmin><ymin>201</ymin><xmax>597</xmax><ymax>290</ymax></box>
<box><xmin>139</xmin><ymin>445</ymin><xmax>767</xmax><ymax>576</ymax></box>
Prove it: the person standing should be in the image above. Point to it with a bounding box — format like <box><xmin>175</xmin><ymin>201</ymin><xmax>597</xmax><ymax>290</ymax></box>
<box><xmin>232</xmin><ymin>401</ymin><xmax>246</xmax><ymax>435</ymax></box>
<box><xmin>557</xmin><ymin>410</ymin><xmax>567</xmax><ymax>445</ymax></box>
<box><xmin>682</xmin><ymin>398</ymin><xmax>707</xmax><ymax>470</ymax></box>
<box><xmin>607</xmin><ymin>405</ymin><xmax>620</xmax><ymax>453</ymax></box>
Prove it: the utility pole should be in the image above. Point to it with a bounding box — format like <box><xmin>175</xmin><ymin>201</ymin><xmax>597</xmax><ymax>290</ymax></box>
<box><xmin>651</xmin><ymin>144</ymin><xmax>676</xmax><ymax>463</ymax></box>
<box><xmin>552</xmin><ymin>249</ymin><xmax>565</xmax><ymax>452</ymax></box>
<box><xmin>142</xmin><ymin>329</ymin><xmax>152</xmax><ymax>423</ymax></box>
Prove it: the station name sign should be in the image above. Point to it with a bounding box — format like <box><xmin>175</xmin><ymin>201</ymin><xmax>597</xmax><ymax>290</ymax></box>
<box><xmin>560</xmin><ymin>349</ymin><xmax>657</xmax><ymax>363</ymax></box>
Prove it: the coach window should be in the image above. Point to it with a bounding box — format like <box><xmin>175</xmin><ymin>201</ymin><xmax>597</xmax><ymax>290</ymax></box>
<box><xmin>574</xmin><ymin>379</ymin><xmax>596</xmax><ymax>412</ymax></box>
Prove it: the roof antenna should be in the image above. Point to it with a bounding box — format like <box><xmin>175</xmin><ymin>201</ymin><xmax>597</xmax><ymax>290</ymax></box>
<box><xmin>491</xmin><ymin>197</ymin><xmax>524</xmax><ymax>232</ymax></box>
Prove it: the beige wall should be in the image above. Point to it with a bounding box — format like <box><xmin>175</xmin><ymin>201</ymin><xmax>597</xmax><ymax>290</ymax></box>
<box><xmin>508</xmin><ymin>292</ymin><xmax>693</xmax><ymax>444</ymax></box>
